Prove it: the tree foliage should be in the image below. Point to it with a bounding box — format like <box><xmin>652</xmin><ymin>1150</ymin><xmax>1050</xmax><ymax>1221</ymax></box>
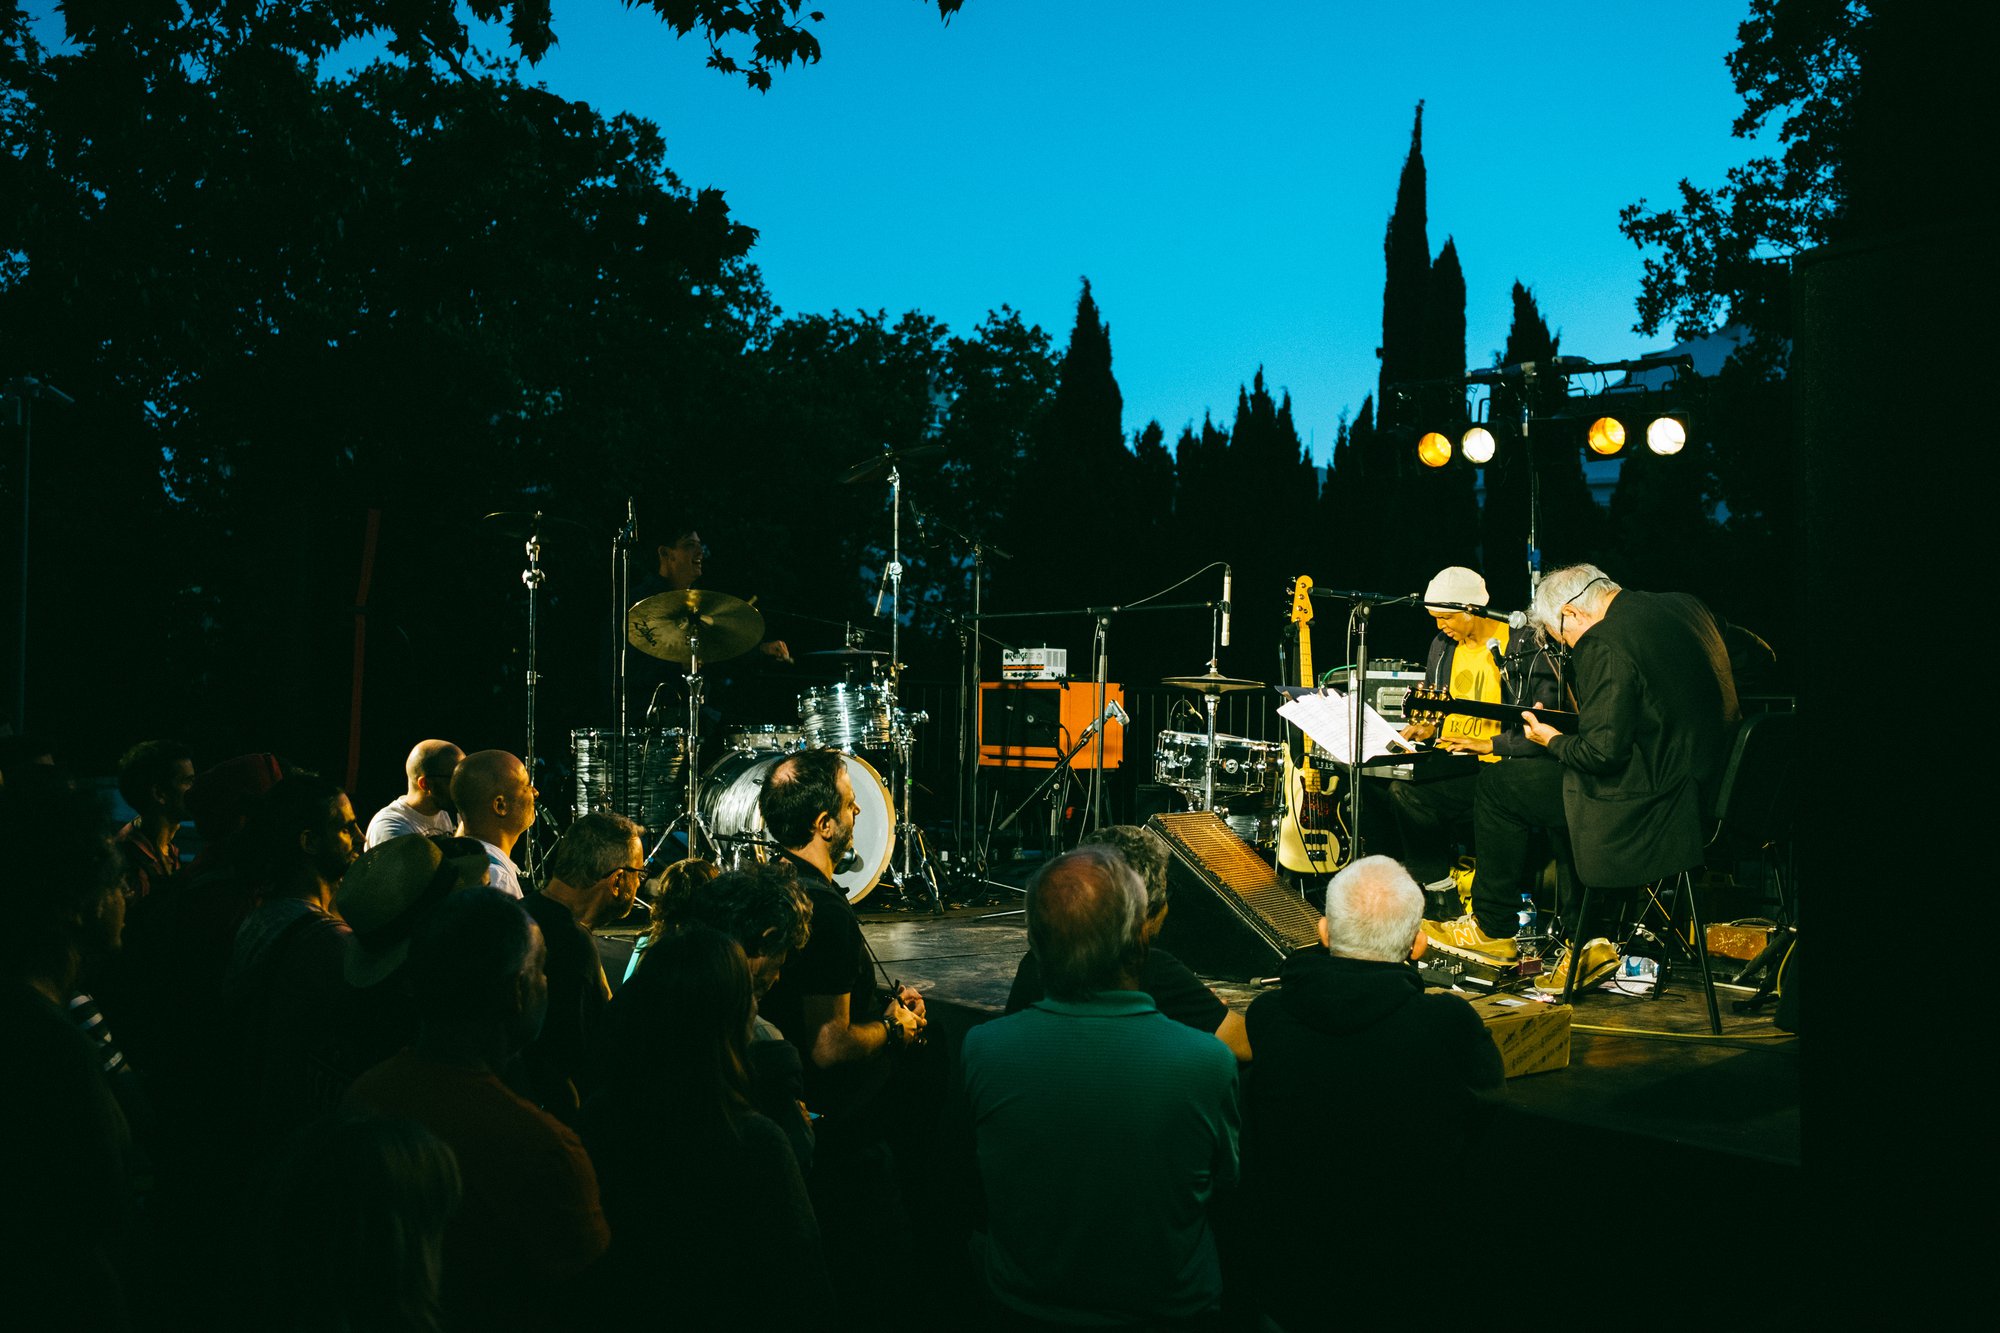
<box><xmin>1618</xmin><ymin>0</ymin><xmax>1865</xmax><ymax>339</ymax></box>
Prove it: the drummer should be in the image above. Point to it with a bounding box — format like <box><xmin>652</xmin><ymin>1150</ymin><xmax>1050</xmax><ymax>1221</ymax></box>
<box><xmin>626</xmin><ymin>521</ymin><xmax>795</xmax><ymax>727</ymax></box>
<box><xmin>636</xmin><ymin>523</ymin><xmax>794</xmax><ymax>665</ymax></box>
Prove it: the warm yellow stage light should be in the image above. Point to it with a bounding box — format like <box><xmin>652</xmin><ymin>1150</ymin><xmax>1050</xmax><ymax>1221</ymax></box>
<box><xmin>1586</xmin><ymin>416</ymin><xmax>1627</xmax><ymax>456</ymax></box>
<box><xmin>1646</xmin><ymin>416</ymin><xmax>1687</xmax><ymax>455</ymax></box>
<box><xmin>1417</xmin><ymin>431</ymin><xmax>1453</xmax><ymax>468</ymax></box>
<box><xmin>1460</xmin><ymin>426</ymin><xmax>1496</xmax><ymax>464</ymax></box>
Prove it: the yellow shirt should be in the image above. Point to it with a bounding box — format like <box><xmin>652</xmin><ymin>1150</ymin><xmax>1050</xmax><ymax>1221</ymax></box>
<box><xmin>1442</xmin><ymin>624</ymin><xmax>1507</xmax><ymax>763</ymax></box>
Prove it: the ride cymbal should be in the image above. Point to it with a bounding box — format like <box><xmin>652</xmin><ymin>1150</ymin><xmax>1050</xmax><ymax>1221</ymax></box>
<box><xmin>627</xmin><ymin>588</ymin><xmax>765</xmax><ymax>664</ymax></box>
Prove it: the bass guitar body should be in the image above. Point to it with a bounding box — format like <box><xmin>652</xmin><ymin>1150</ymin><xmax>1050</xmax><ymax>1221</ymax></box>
<box><xmin>1275</xmin><ymin>574</ymin><xmax>1351</xmax><ymax>875</ymax></box>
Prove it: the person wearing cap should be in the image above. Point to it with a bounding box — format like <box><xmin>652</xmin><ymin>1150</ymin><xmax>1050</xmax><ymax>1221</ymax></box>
<box><xmin>335</xmin><ymin>833</ymin><xmax>494</xmax><ymax>1079</ymax></box>
<box><xmin>364</xmin><ymin>739</ymin><xmax>463</xmax><ymax>848</ymax></box>
<box><xmin>1386</xmin><ymin>568</ymin><xmax>1562</xmax><ymax>908</ymax></box>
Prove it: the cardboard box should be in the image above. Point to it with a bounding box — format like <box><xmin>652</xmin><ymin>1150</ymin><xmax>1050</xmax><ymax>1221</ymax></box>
<box><xmin>1705</xmin><ymin>922</ymin><xmax>1774</xmax><ymax>963</ymax></box>
<box><xmin>1466</xmin><ymin>992</ymin><xmax>1572</xmax><ymax>1077</ymax></box>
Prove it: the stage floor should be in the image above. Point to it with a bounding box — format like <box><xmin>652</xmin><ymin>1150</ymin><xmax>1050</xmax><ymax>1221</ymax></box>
<box><xmin>853</xmin><ymin>895</ymin><xmax>1801</xmax><ymax>1172</ymax></box>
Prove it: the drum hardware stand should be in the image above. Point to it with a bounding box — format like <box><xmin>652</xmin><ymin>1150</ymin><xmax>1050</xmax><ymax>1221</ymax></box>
<box><xmin>612</xmin><ymin>497</ymin><xmax>638</xmax><ymax>818</ymax></box>
<box><xmin>519</xmin><ymin>512</ymin><xmax>548</xmax><ymax>876</ymax></box>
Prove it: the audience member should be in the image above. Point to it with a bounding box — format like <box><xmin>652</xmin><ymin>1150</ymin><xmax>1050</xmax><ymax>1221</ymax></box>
<box><xmin>452</xmin><ymin>750</ymin><xmax>535</xmax><ymax>899</ymax></box>
<box><xmin>621</xmin><ymin>855</ymin><xmax>719</xmax><ymax>983</ymax></box>
<box><xmin>0</xmin><ymin>782</ymin><xmax>140</xmax><ymax>1329</ymax></box>
<box><xmin>756</xmin><ymin>750</ymin><xmax>923</xmax><ymax>1119</ymax></box>
<box><xmin>334</xmin><ymin>833</ymin><xmax>494</xmax><ymax>1080</ymax></box>
<box><xmin>346</xmin><ymin>889</ymin><xmax>608</xmax><ymax>1333</ymax></box>
<box><xmin>221</xmin><ymin>775</ymin><xmax>363</xmax><ymax>1132</ymax></box>
<box><xmin>245</xmin><ymin>1111</ymin><xmax>462</xmax><ymax>1333</ymax></box>
<box><xmin>114</xmin><ymin>738</ymin><xmax>195</xmax><ymax>900</ymax></box>
<box><xmin>365</xmin><ymin>740</ymin><xmax>463</xmax><ymax>848</ymax></box>
<box><xmin>521</xmin><ymin>810</ymin><xmax>642</xmax><ymax>1118</ymax></box>
<box><xmin>1007</xmin><ymin>824</ymin><xmax>1251</xmax><ymax>1061</ymax></box>
<box><xmin>617</xmin><ymin>858</ymin><xmax>816</xmax><ymax>1167</ymax></box>
<box><xmin>1240</xmin><ymin>856</ymin><xmax>1504</xmax><ymax>1325</ymax></box>
<box><xmin>582</xmin><ymin>927</ymin><xmax>831</xmax><ymax>1330</ymax></box>
<box><xmin>961</xmin><ymin>845</ymin><xmax>1240</xmax><ymax>1330</ymax></box>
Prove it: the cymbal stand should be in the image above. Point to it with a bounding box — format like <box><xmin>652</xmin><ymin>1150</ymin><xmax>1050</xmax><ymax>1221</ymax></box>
<box><xmin>612</xmin><ymin>498</ymin><xmax>636</xmax><ymax>815</ymax></box>
<box><xmin>519</xmin><ymin>513</ymin><xmax>547</xmax><ymax>876</ymax></box>
<box><xmin>644</xmin><ymin>620</ymin><xmax>714</xmax><ymax>865</ymax></box>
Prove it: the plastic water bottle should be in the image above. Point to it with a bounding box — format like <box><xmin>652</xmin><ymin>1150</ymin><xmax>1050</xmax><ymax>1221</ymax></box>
<box><xmin>1517</xmin><ymin>894</ymin><xmax>1538</xmax><ymax>941</ymax></box>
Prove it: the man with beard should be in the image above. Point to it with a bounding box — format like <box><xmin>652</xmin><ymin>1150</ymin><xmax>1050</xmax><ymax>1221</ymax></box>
<box><xmin>753</xmin><ymin>750</ymin><xmax>923</xmax><ymax>1326</ymax></box>
<box><xmin>222</xmin><ymin>775</ymin><xmax>366</xmax><ymax>1135</ymax></box>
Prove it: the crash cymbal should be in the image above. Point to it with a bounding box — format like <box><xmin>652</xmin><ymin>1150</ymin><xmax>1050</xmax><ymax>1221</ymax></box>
<box><xmin>627</xmin><ymin>588</ymin><xmax>765</xmax><ymax>664</ymax></box>
<box><xmin>838</xmin><ymin>443</ymin><xmax>946</xmax><ymax>486</ymax></box>
<box><xmin>480</xmin><ymin>511</ymin><xmax>589</xmax><ymax>540</ymax></box>
<box><xmin>1161</xmin><ymin>671</ymin><xmax>1267</xmax><ymax>695</ymax></box>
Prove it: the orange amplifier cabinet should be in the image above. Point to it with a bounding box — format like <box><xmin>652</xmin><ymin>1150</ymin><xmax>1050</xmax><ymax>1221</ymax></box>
<box><xmin>978</xmin><ymin>681</ymin><xmax>1125</xmax><ymax>769</ymax></box>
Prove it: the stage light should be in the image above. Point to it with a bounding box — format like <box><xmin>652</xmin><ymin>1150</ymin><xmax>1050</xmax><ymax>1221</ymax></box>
<box><xmin>1646</xmin><ymin>415</ymin><xmax>1687</xmax><ymax>455</ymax></box>
<box><xmin>1416</xmin><ymin>431</ymin><xmax>1452</xmax><ymax>468</ymax></box>
<box><xmin>1586</xmin><ymin>416</ymin><xmax>1627</xmax><ymax>456</ymax></box>
<box><xmin>1460</xmin><ymin>426</ymin><xmax>1496</xmax><ymax>464</ymax></box>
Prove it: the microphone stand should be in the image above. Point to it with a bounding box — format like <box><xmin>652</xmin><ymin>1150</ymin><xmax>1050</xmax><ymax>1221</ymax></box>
<box><xmin>977</xmin><ymin>595</ymin><xmax>1220</xmax><ymax>842</ymax></box>
<box><xmin>611</xmin><ymin>498</ymin><xmax>636</xmax><ymax>818</ymax></box>
<box><xmin>519</xmin><ymin>513</ymin><xmax>547</xmax><ymax>877</ymax></box>
<box><xmin>1308</xmin><ymin>587</ymin><xmax>1422</xmax><ymax>863</ymax></box>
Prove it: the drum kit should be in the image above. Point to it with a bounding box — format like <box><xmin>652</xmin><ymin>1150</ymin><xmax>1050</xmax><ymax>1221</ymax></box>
<box><xmin>1151</xmin><ymin>669</ymin><xmax>1285</xmax><ymax>851</ymax></box>
<box><xmin>563</xmin><ymin>442</ymin><xmax>947</xmax><ymax>908</ymax></box>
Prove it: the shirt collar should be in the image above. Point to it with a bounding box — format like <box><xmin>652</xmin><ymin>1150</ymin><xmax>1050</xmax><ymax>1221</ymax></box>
<box><xmin>1032</xmin><ymin>990</ymin><xmax>1158</xmax><ymax>1018</ymax></box>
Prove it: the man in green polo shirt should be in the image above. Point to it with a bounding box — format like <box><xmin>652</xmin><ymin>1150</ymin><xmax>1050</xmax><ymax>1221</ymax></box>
<box><xmin>961</xmin><ymin>844</ymin><xmax>1241</xmax><ymax>1327</ymax></box>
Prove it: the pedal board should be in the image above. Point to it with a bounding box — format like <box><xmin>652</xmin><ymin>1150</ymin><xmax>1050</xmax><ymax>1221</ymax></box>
<box><xmin>1416</xmin><ymin>940</ymin><xmax>1544</xmax><ymax>990</ymax></box>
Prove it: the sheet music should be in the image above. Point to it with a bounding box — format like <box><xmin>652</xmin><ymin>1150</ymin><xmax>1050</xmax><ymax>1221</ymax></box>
<box><xmin>1277</xmin><ymin>688</ymin><xmax>1416</xmax><ymax>764</ymax></box>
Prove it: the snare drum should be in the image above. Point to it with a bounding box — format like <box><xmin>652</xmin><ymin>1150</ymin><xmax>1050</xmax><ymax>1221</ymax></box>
<box><xmin>799</xmin><ymin>683</ymin><xmax>897</xmax><ymax>752</ymax></box>
<box><xmin>723</xmin><ymin>723</ymin><xmax>806</xmax><ymax>756</ymax></box>
<box><xmin>699</xmin><ymin>749</ymin><xmax>897</xmax><ymax>904</ymax></box>
<box><xmin>572</xmin><ymin>727</ymin><xmax>685</xmax><ymax>830</ymax></box>
<box><xmin>1152</xmin><ymin>730</ymin><xmax>1281</xmax><ymax>795</ymax></box>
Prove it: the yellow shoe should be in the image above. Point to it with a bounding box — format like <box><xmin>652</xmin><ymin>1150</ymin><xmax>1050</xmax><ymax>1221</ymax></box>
<box><xmin>1421</xmin><ymin>915</ymin><xmax>1519</xmax><ymax>962</ymax></box>
<box><xmin>1535</xmin><ymin>937</ymin><xmax>1620</xmax><ymax>994</ymax></box>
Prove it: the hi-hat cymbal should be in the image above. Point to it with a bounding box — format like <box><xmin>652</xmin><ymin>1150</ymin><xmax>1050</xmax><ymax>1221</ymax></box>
<box><xmin>481</xmin><ymin>511</ymin><xmax>588</xmax><ymax>540</ymax></box>
<box><xmin>838</xmin><ymin>443</ymin><xmax>945</xmax><ymax>486</ymax></box>
<box><xmin>1161</xmin><ymin>671</ymin><xmax>1267</xmax><ymax>694</ymax></box>
<box><xmin>627</xmin><ymin>588</ymin><xmax>765</xmax><ymax>664</ymax></box>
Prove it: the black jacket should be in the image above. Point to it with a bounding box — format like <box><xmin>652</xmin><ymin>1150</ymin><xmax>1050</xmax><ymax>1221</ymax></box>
<box><xmin>1546</xmin><ymin>590</ymin><xmax>1740</xmax><ymax>886</ymax></box>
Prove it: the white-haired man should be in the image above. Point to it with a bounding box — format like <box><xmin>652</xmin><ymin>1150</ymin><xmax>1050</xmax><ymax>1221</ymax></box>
<box><xmin>1509</xmin><ymin>565</ymin><xmax>1740</xmax><ymax>984</ymax></box>
<box><xmin>1242</xmin><ymin>855</ymin><xmax>1503</xmax><ymax>1324</ymax></box>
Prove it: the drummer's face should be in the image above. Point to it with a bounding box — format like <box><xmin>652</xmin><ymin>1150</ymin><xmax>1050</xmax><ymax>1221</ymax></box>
<box><xmin>658</xmin><ymin>532</ymin><xmax>705</xmax><ymax>588</ymax></box>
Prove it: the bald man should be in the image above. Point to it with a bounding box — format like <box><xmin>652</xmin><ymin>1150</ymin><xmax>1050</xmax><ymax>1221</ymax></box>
<box><xmin>453</xmin><ymin>750</ymin><xmax>536</xmax><ymax>899</ymax></box>
<box><xmin>365</xmin><ymin>739</ymin><xmax>464</xmax><ymax>848</ymax></box>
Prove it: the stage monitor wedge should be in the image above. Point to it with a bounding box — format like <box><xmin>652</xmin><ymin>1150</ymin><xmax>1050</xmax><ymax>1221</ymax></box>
<box><xmin>1148</xmin><ymin>811</ymin><xmax>1324</xmax><ymax>982</ymax></box>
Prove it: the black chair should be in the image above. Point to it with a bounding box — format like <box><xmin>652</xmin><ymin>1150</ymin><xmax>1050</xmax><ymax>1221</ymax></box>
<box><xmin>1560</xmin><ymin>711</ymin><xmax>1800</xmax><ymax>1032</ymax></box>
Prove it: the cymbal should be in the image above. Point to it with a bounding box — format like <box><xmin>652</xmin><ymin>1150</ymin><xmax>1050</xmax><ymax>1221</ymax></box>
<box><xmin>480</xmin><ymin>511</ymin><xmax>588</xmax><ymax>540</ymax></box>
<box><xmin>627</xmin><ymin>588</ymin><xmax>765</xmax><ymax>664</ymax></box>
<box><xmin>838</xmin><ymin>443</ymin><xmax>945</xmax><ymax>486</ymax></box>
<box><xmin>1161</xmin><ymin>671</ymin><xmax>1267</xmax><ymax>695</ymax></box>
<box><xmin>804</xmin><ymin>646</ymin><xmax>888</xmax><ymax>658</ymax></box>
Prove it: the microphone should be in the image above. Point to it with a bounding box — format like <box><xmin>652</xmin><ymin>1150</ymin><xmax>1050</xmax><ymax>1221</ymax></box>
<box><xmin>1469</xmin><ymin>604</ymin><xmax>1529</xmax><ymax>629</ymax></box>
<box><xmin>1106</xmin><ymin>699</ymin><xmax>1130</xmax><ymax>728</ymax></box>
<box><xmin>1221</xmin><ymin>565</ymin><xmax>1232</xmax><ymax>648</ymax></box>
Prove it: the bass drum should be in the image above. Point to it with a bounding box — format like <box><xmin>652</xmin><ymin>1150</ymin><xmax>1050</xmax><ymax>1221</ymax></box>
<box><xmin>698</xmin><ymin>749</ymin><xmax>896</xmax><ymax>905</ymax></box>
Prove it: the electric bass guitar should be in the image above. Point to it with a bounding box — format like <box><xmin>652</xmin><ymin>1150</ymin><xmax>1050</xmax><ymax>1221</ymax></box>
<box><xmin>1275</xmin><ymin>575</ymin><xmax>1351</xmax><ymax>873</ymax></box>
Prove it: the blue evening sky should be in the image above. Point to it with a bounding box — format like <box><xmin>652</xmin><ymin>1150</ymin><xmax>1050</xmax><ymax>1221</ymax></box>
<box><xmin>31</xmin><ymin>1</ymin><xmax>1763</xmax><ymax>463</ymax></box>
